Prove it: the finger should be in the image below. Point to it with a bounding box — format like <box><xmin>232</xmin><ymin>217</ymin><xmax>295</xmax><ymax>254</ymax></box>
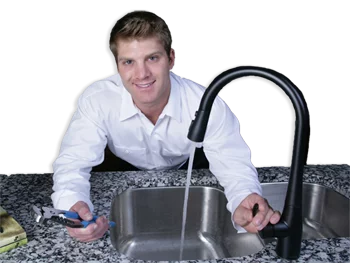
<box><xmin>270</xmin><ymin>210</ymin><xmax>281</xmax><ymax>224</ymax></box>
<box><xmin>252</xmin><ymin>199</ymin><xmax>271</xmax><ymax>227</ymax></box>
<box><xmin>94</xmin><ymin>216</ymin><xmax>109</xmax><ymax>237</ymax></box>
<box><xmin>258</xmin><ymin>207</ymin><xmax>275</xmax><ymax>230</ymax></box>
<box><xmin>67</xmin><ymin>222</ymin><xmax>97</xmax><ymax>239</ymax></box>
<box><xmin>70</xmin><ymin>216</ymin><xmax>109</xmax><ymax>242</ymax></box>
<box><xmin>74</xmin><ymin>216</ymin><xmax>109</xmax><ymax>240</ymax></box>
<box><xmin>71</xmin><ymin>201</ymin><xmax>93</xmax><ymax>221</ymax></box>
<box><xmin>233</xmin><ymin>206</ymin><xmax>253</xmax><ymax>227</ymax></box>
<box><xmin>65</xmin><ymin>218</ymin><xmax>83</xmax><ymax>237</ymax></box>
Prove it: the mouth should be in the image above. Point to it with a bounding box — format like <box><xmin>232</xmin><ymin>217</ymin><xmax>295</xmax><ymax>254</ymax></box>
<box><xmin>134</xmin><ymin>80</ymin><xmax>156</xmax><ymax>89</ymax></box>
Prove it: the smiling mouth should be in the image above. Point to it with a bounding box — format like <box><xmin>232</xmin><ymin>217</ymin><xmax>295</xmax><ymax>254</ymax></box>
<box><xmin>134</xmin><ymin>80</ymin><xmax>156</xmax><ymax>89</ymax></box>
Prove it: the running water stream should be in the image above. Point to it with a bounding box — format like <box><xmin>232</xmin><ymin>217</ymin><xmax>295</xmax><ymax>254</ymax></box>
<box><xmin>179</xmin><ymin>143</ymin><xmax>197</xmax><ymax>260</ymax></box>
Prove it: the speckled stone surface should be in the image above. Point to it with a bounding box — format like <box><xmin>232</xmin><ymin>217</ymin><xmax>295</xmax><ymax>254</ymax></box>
<box><xmin>0</xmin><ymin>165</ymin><xmax>349</xmax><ymax>263</ymax></box>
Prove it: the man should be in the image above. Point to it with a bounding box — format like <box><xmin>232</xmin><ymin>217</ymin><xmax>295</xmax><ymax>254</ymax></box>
<box><xmin>52</xmin><ymin>11</ymin><xmax>280</xmax><ymax>242</ymax></box>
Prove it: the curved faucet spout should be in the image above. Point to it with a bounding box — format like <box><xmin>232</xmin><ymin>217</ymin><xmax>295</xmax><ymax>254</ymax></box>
<box><xmin>187</xmin><ymin>66</ymin><xmax>310</xmax><ymax>260</ymax></box>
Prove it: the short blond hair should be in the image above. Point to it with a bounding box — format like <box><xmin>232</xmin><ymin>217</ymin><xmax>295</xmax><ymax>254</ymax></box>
<box><xmin>109</xmin><ymin>11</ymin><xmax>172</xmax><ymax>58</ymax></box>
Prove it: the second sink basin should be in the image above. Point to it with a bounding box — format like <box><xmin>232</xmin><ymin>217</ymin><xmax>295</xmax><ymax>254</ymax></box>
<box><xmin>110</xmin><ymin>183</ymin><xmax>349</xmax><ymax>261</ymax></box>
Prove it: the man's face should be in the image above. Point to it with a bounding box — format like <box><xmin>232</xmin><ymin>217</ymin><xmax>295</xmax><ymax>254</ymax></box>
<box><xmin>116</xmin><ymin>37</ymin><xmax>175</xmax><ymax>110</ymax></box>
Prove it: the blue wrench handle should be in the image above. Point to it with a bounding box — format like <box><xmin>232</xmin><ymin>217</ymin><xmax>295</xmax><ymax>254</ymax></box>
<box><xmin>81</xmin><ymin>216</ymin><xmax>116</xmax><ymax>228</ymax></box>
<box><xmin>63</xmin><ymin>211</ymin><xmax>80</xmax><ymax>219</ymax></box>
<box><xmin>63</xmin><ymin>211</ymin><xmax>116</xmax><ymax>228</ymax></box>
<box><xmin>81</xmin><ymin>215</ymin><xmax>98</xmax><ymax>228</ymax></box>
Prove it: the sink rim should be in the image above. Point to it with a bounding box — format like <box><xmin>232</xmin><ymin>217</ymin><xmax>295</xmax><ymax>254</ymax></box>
<box><xmin>116</xmin><ymin>182</ymin><xmax>349</xmax><ymax>199</ymax></box>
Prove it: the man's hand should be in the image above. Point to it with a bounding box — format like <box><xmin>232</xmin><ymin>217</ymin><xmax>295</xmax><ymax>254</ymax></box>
<box><xmin>233</xmin><ymin>193</ymin><xmax>281</xmax><ymax>233</ymax></box>
<box><xmin>66</xmin><ymin>201</ymin><xmax>109</xmax><ymax>242</ymax></box>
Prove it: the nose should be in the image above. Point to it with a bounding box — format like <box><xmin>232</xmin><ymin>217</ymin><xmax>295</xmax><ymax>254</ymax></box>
<box><xmin>135</xmin><ymin>62</ymin><xmax>150</xmax><ymax>80</ymax></box>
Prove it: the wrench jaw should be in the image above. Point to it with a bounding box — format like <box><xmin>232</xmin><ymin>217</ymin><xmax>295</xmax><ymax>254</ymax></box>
<box><xmin>37</xmin><ymin>216</ymin><xmax>49</xmax><ymax>225</ymax></box>
<box><xmin>42</xmin><ymin>207</ymin><xmax>63</xmax><ymax>218</ymax></box>
<box><xmin>32</xmin><ymin>205</ymin><xmax>83</xmax><ymax>228</ymax></box>
<box><xmin>32</xmin><ymin>205</ymin><xmax>49</xmax><ymax>225</ymax></box>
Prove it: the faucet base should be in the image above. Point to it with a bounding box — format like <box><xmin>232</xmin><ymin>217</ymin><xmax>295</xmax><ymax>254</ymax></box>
<box><xmin>276</xmin><ymin>222</ymin><xmax>303</xmax><ymax>260</ymax></box>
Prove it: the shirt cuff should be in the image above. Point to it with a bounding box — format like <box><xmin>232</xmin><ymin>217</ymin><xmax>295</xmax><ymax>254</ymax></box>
<box><xmin>51</xmin><ymin>190</ymin><xmax>94</xmax><ymax>212</ymax></box>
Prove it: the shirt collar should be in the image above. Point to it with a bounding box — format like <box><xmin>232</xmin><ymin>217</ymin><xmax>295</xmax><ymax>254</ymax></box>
<box><xmin>161</xmin><ymin>73</ymin><xmax>182</xmax><ymax>122</ymax></box>
<box><xmin>119</xmin><ymin>76</ymin><xmax>139</xmax><ymax>122</ymax></box>
<box><xmin>118</xmin><ymin>72</ymin><xmax>182</xmax><ymax>122</ymax></box>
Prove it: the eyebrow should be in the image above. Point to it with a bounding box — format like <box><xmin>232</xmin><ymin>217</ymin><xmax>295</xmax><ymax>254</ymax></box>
<box><xmin>118</xmin><ymin>51</ymin><xmax>164</xmax><ymax>62</ymax></box>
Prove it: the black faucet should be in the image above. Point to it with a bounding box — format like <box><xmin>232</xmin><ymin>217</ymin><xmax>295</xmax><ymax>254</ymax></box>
<box><xmin>187</xmin><ymin>66</ymin><xmax>310</xmax><ymax>260</ymax></box>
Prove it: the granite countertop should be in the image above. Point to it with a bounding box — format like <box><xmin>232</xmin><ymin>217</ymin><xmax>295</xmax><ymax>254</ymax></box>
<box><xmin>0</xmin><ymin>165</ymin><xmax>349</xmax><ymax>263</ymax></box>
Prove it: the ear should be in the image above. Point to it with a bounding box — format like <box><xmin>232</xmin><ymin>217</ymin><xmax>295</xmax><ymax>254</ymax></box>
<box><xmin>169</xmin><ymin>48</ymin><xmax>175</xmax><ymax>69</ymax></box>
<box><xmin>114</xmin><ymin>59</ymin><xmax>119</xmax><ymax>73</ymax></box>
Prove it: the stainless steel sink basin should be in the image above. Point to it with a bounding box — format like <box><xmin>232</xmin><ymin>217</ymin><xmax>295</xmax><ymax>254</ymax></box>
<box><xmin>110</xmin><ymin>183</ymin><xmax>349</xmax><ymax>261</ymax></box>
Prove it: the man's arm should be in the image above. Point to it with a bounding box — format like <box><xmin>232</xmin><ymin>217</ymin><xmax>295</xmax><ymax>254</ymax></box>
<box><xmin>202</xmin><ymin>97</ymin><xmax>280</xmax><ymax>232</ymax></box>
<box><xmin>52</xmin><ymin>97</ymin><xmax>107</xmax><ymax>211</ymax></box>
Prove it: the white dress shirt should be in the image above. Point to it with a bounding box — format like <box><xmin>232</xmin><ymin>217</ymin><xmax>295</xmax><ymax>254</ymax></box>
<box><xmin>52</xmin><ymin>71</ymin><xmax>262</xmax><ymax>231</ymax></box>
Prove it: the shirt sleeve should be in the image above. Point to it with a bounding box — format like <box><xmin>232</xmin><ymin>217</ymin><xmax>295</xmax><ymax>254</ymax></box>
<box><xmin>202</xmin><ymin>97</ymin><xmax>262</xmax><ymax>232</ymax></box>
<box><xmin>51</xmin><ymin>95</ymin><xmax>108</xmax><ymax>212</ymax></box>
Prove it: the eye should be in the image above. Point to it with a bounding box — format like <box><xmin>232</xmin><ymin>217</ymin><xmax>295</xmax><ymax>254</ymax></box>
<box><xmin>149</xmin><ymin>55</ymin><xmax>158</xmax><ymax>61</ymax></box>
<box><xmin>123</xmin><ymin>60</ymin><xmax>133</xmax><ymax>65</ymax></box>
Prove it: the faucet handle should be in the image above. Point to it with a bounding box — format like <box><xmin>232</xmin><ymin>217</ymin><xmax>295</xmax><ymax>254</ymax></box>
<box><xmin>252</xmin><ymin>203</ymin><xmax>289</xmax><ymax>238</ymax></box>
